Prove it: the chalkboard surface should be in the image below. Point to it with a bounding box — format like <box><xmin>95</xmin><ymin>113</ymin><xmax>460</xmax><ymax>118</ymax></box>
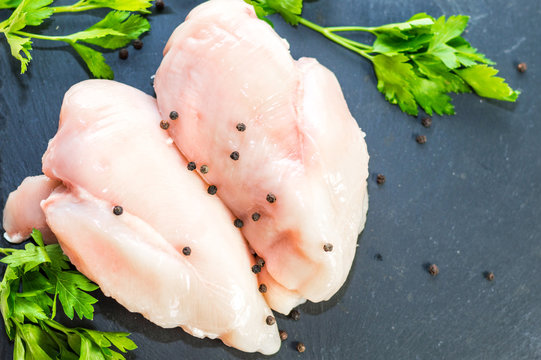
<box><xmin>1</xmin><ymin>0</ymin><xmax>540</xmax><ymax>359</ymax></box>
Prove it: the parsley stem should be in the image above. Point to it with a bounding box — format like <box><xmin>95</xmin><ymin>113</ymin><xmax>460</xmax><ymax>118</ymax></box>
<box><xmin>297</xmin><ymin>17</ymin><xmax>372</xmax><ymax>59</ymax></box>
<box><xmin>0</xmin><ymin>248</ymin><xmax>17</xmax><ymax>255</ymax></box>
<box><xmin>326</xmin><ymin>26</ymin><xmax>376</xmax><ymax>34</ymax></box>
<box><xmin>51</xmin><ymin>5</ymin><xmax>101</xmax><ymax>13</ymax></box>
<box><xmin>12</xmin><ymin>30</ymin><xmax>72</xmax><ymax>43</ymax></box>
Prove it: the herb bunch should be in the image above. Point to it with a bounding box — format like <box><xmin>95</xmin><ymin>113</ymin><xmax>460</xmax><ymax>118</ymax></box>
<box><xmin>245</xmin><ymin>0</ymin><xmax>519</xmax><ymax>116</ymax></box>
<box><xmin>0</xmin><ymin>229</ymin><xmax>137</xmax><ymax>360</ymax></box>
<box><xmin>0</xmin><ymin>0</ymin><xmax>153</xmax><ymax>78</ymax></box>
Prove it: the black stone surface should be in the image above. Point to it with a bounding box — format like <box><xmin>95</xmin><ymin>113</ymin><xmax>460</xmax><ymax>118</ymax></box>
<box><xmin>0</xmin><ymin>0</ymin><xmax>540</xmax><ymax>359</ymax></box>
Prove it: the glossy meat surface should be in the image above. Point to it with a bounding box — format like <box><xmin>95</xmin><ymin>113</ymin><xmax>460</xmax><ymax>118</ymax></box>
<box><xmin>2</xmin><ymin>175</ymin><xmax>60</xmax><ymax>244</ymax></box>
<box><xmin>41</xmin><ymin>80</ymin><xmax>280</xmax><ymax>354</ymax></box>
<box><xmin>154</xmin><ymin>0</ymin><xmax>369</xmax><ymax>314</ymax></box>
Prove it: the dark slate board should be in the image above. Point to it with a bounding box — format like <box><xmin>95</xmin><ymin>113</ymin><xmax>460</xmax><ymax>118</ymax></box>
<box><xmin>1</xmin><ymin>0</ymin><xmax>540</xmax><ymax>359</ymax></box>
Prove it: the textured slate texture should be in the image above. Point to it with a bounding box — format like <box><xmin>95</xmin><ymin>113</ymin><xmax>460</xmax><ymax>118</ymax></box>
<box><xmin>0</xmin><ymin>0</ymin><xmax>540</xmax><ymax>359</ymax></box>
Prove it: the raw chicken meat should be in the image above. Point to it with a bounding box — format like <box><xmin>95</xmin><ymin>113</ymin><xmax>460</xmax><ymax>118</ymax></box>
<box><xmin>154</xmin><ymin>0</ymin><xmax>369</xmax><ymax>314</ymax></box>
<box><xmin>12</xmin><ymin>80</ymin><xmax>280</xmax><ymax>354</ymax></box>
<box><xmin>2</xmin><ymin>175</ymin><xmax>59</xmax><ymax>244</ymax></box>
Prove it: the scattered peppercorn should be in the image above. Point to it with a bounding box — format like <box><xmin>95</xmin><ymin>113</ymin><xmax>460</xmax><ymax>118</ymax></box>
<box><xmin>252</xmin><ymin>265</ymin><xmax>261</xmax><ymax>274</ymax></box>
<box><xmin>259</xmin><ymin>284</ymin><xmax>267</xmax><ymax>293</ymax></box>
<box><xmin>266</xmin><ymin>193</ymin><xmax>276</xmax><ymax>203</ymax></box>
<box><xmin>376</xmin><ymin>174</ymin><xmax>386</xmax><ymax>185</ymax></box>
<box><xmin>169</xmin><ymin>111</ymin><xmax>179</xmax><ymax>120</ymax></box>
<box><xmin>160</xmin><ymin>120</ymin><xmax>169</xmax><ymax>130</ymax></box>
<box><xmin>323</xmin><ymin>243</ymin><xmax>333</xmax><ymax>252</ymax></box>
<box><xmin>113</xmin><ymin>206</ymin><xmax>123</xmax><ymax>216</ymax></box>
<box><xmin>118</xmin><ymin>48</ymin><xmax>128</xmax><ymax>60</ymax></box>
<box><xmin>234</xmin><ymin>218</ymin><xmax>244</xmax><ymax>228</ymax></box>
<box><xmin>133</xmin><ymin>39</ymin><xmax>143</xmax><ymax>50</ymax></box>
<box><xmin>256</xmin><ymin>257</ymin><xmax>265</xmax><ymax>267</ymax></box>
<box><xmin>296</xmin><ymin>342</ymin><xmax>306</xmax><ymax>353</ymax></box>
<box><xmin>207</xmin><ymin>185</ymin><xmax>217</xmax><ymax>195</ymax></box>
<box><xmin>428</xmin><ymin>263</ymin><xmax>439</xmax><ymax>276</ymax></box>
<box><xmin>230</xmin><ymin>151</ymin><xmax>240</xmax><ymax>161</ymax></box>
<box><xmin>486</xmin><ymin>272</ymin><xmax>495</xmax><ymax>281</ymax></box>
<box><xmin>252</xmin><ymin>212</ymin><xmax>261</xmax><ymax>221</ymax></box>
<box><xmin>517</xmin><ymin>62</ymin><xmax>527</xmax><ymax>73</ymax></box>
<box><xmin>182</xmin><ymin>247</ymin><xmax>191</xmax><ymax>256</ymax></box>
<box><xmin>279</xmin><ymin>330</ymin><xmax>288</xmax><ymax>341</ymax></box>
<box><xmin>416</xmin><ymin>135</ymin><xmax>427</xmax><ymax>144</ymax></box>
<box><xmin>200</xmin><ymin>165</ymin><xmax>209</xmax><ymax>174</ymax></box>
<box><xmin>187</xmin><ymin>162</ymin><xmax>196</xmax><ymax>171</ymax></box>
<box><xmin>422</xmin><ymin>117</ymin><xmax>432</xmax><ymax>128</ymax></box>
<box><xmin>236</xmin><ymin>123</ymin><xmax>246</xmax><ymax>132</ymax></box>
<box><xmin>155</xmin><ymin>0</ymin><xmax>164</xmax><ymax>11</ymax></box>
<box><xmin>266</xmin><ymin>316</ymin><xmax>275</xmax><ymax>325</ymax></box>
<box><xmin>375</xmin><ymin>253</ymin><xmax>383</xmax><ymax>261</ymax></box>
<box><xmin>289</xmin><ymin>309</ymin><xmax>300</xmax><ymax>321</ymax></box>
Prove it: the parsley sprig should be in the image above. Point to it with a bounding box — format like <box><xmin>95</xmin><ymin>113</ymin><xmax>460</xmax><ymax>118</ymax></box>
<box><xmin>0</xmin><ymin>229</ymin><xmax>137</xmax><ymax>360</ymax></box>
<box><xmin>246</xmin><ymin>0</ymin><xmax>519</xmax><ymax>116</ymax></box>
<box><xmin>0</xmin><ymin>0</ymin><xmax>152</xmax><ymax>78</ymax></box>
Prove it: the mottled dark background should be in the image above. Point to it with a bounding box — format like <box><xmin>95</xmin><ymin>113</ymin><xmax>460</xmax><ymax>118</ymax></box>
<box><xmin>1</xmin><ymin>0</ymin><xmax>540</xmax><ymax>359</ymax></box>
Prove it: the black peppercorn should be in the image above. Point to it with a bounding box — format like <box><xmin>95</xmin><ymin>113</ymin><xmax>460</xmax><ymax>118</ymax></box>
<box><xmin>113</xmin><ymin>206</ymin><xmax>123</xmax><ymax>215</ymax></box>
<box><xmin>428</xmin><ymin>264</ymin><xmax>439</xmax><ymax>276</ymax></box>
<box><xmin>169</xmin><ymin>111</ymin><xmax>179</xmax><ymax>120</ymax></box>
<box><xmin>266</xmin><ymin>193</ymin><xmax>276</xmax><ymax>203</ymax></box>
<box><xmin>296</xmin><ymin>342</ymin><xmax>306</xmax><ymax>353</ymax></box>
<box><xmin>279</xmin><ymin>330</ymin><xmax>288</xmax><ymax>341</ymax></box>
<box><xmin>234</xmin><ymin>219</ymin><xmax>244</xmax><ymax>228</ymax></box>
<box><xmin>207</xmin><ymin>185</ymin><xmax>217</xmax><ymax>195</ymax></box>
<box><xmin>259</xmin><ymin>284</ymin><xmax>267</xmax><ymax>293</ymax></box>
<box><xmin>200</xmin><ymin>165</ymin><xmax>209</xmax><ymax>174</ymax></box>
<box><xmin>323</xmin><ymin>243</ymin><xmax>333</xmax><ymax>252</ymax></box>
<box><xmin>160</xmin><ymin>120</ymin><xmax>169</xmax><ymax>130</ymax></box>
<box><xmin>266</xmin><ymin>315</ymin><xmax>275</xmax><ymax>325</ymax></box>
<box><xmin>187</xmin><ymin>162</ymin><xmax>196</xmax><ymax>171</ymax></box>
<box><xmin>486</xmin><ymin>272</ymin><xmax>495</xmax><ymax>281</ymax></box>
<box><xmin>155</xmin><ymin>0</ymin><xmax>164</xmax><ymax>11</ymax></box>
<box><xmin>416</xmin><ymin>135</ymin><xmax>427</xmax><ymax>144</ymax></box>
<box><xmin>252</xmin><ymin>265</ymin><xmax>261</xmax><ymax>274</ymax></box>
<box><xmin>182</xmin><ymin>247</ymin><xmax>191</xmax><ymax>256</ymax></box>
<box><xmin>517</xmin><ymin>62</ymin><xmax>527</xmax><ymax>73</ymax></box>
<box><xmin>236</xmin><ymin>123</ymin><xmax>246</xmax><ymax>132</ymax></box>
<box><xmin>133</xmin><ymin>39</ymin><xmax>143</xmax><ymax>50</ymax></box>
<box><xmin>376</xmin><ymin>174</ymin><xmax>386</xmax><ymax>185</ymax></box>
<box><xmin>422</xmin><ymin>117</ymin><xmax>432</xmax><ymax>128</ymax></box>
<box><xmin>230</xmin><ymin>151</ymin><xmax>240</xmax><ymax>161</ymax></box>
<box><xmin>119</xmin><ymin>48</ymin><xmax>128</xmax><ymax>60</ymax></box>
<box><xmin>252</xmin><ymin>212</ymin><xmax>261</xmax><ymax>221</ymax></box>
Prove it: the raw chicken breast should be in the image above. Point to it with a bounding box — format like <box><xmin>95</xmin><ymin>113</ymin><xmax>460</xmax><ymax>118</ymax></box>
<box><xmin>41</xmin><ymin>80</ymin><xmax>280</xmax><ymax>354</ymax></box>
<box><xmin>154</xmin><ymin>0</ymin><xmax>369</xmax><ymax>314</ymax></box>
<box><xmin>2</xmin><ymin>175</ymin><xmax>60</xmax><ymax>244</ymax></box>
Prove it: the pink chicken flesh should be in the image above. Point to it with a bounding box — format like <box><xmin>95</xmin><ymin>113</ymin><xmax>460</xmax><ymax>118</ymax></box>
<box><xmin>3</xmin><ymin>175</ymin><xmax>59</xmax><ymax>244</ymax></box>
<box><xmin>154</xmin><ymin>0</ymin><xmax>369</xmax><ymax>314</ymax></box>
<box><xmin>6</xmin><ymin>80</ymin><xmax>281</xmax><ymax>355</ymax></box>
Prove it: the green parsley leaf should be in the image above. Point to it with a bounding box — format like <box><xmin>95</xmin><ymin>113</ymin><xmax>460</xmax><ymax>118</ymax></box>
<box><xmin>48</xmin><ymin>270</ymin><xmax>99</xmax><ymax>321</ymax></box>
<box><xmin>372</xmin><ymin>54</ymin><xmax>418</xmax><ymax>115</ymax></box>
<box><xmin>0</xmin><ymin>242</ymin><xmax>50</xmax><ymax>273</ymax></box>
<box><xmin>71</xmin><ymin>43</ymin><xmax>115</xmax><ymax>79</ymax></box>
<box><xmin>75</xmin><ymin>11</ymin><xmax>150</xmax><ymax>49</ymax></box>
<box><xmin>0</xmin><ymin>0</ymin><xmax>20</xmax><ymax>10</ymax></box>
<box><xmin>0</xmin><ymin>231</ymin><xmax>137</xmax><ymax>359</ymax></box>
<box><xmin>455</xmin><ymin>64</ymin><xmax>520</xmax><ymax>101</ymax></box>
<box><xmin>4</xmin><ymin>33</ymin><xmax>32</xmax><ymax>73</ymax></box>
<box><xmin>244</xmin><ymin>0</ymin><xmax>303</xmax><ymax>26</ymax></box>
<box><xmin>262</xmin><ymin>3</ymin><xmax>520</xmax><ymax>116</ymax></box>
<box><xmin>0</xmin><ymin>0</ymin><xmax>152</xmax><ymax>78</ymax></box>
<box><xmin>73</xmin><ymin>0</ymin><xmax>153</xmax><ymax>14</ymax></box>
